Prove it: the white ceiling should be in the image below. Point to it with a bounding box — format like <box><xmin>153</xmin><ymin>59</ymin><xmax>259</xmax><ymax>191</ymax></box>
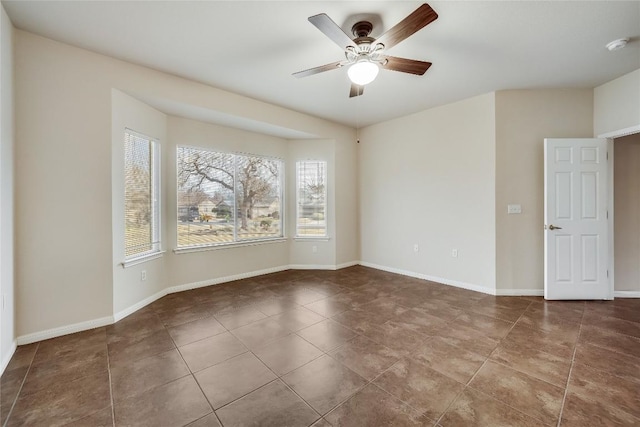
<box><xmin>4</xmin><ymin>1</ymin><xmax>640</xmax><ymax>129</ymax></box>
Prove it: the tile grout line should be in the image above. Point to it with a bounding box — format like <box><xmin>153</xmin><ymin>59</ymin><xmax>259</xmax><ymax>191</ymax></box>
<box><xmin>556</xmin><ymin>306</ymin><xmax>586</xmax><ymax>427</ymax></box>
<box><xmin>435</xmin><ymin>300</ymin><xmax>534</xmax><ymax>426</ymax></box>
<box><xmin>2</xmin><ymin>343</ymin><xmax>39</xmax><ymax>427</ymax></box>
<box><xmin>105</xmin><ymin>344</ymin><xmax>117</xmax><ymax>427</ymax></box>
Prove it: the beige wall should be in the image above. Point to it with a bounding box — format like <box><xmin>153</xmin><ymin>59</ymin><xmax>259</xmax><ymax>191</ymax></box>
<box><xmin>495</xmin><ymin>89</ymin><xmax>594</xmax><ymax>292</ymax></box>
<box><xmin>359</xmin><ymin>93</ymin><xmax>496</xmax><ymax>292</ymax></box>
<box><xmin>14</xmin><ymin>30</ymin><xmax>357</xmax><ymax>340</ymax></box>
<box><xmin>111</xmin><ymin>90</ymin><xmax>168</xmax><ymax>315</ymax></box>
<box><xmin>594</xmin><ymin>69</ymin><xmax>640</xmax><ymax>137</ymax></box>
<box><xmin>0</xmin><ymin>5</ymin><xmax>15</xmax><ymax>370</ymax></box>
<box><xmin>614</xmin><ymin>133</ymin><xmax>640</xmax><ymax>293</ymax></box>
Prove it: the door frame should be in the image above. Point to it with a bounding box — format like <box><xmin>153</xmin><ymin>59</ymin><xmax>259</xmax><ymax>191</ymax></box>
<box><xmin>597</xmin><ymin>124</ymin><xmax>640</xmax><ymax>297</ymax></box>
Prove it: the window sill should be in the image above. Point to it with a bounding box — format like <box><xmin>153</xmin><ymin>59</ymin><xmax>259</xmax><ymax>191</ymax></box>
<box><xmin>121</xmin><ymin>251</ymin><xmax>165</xmax><ymax>268</ymax></box>
<box><xmin>294</xmin><ymin>236</ymin><xmax>331</xmax><ymax>242</ymax></box>
<box><xmin>174</xmin><ymin>237</ymin><xmax>287</xmax><ymax>254</ymax></box>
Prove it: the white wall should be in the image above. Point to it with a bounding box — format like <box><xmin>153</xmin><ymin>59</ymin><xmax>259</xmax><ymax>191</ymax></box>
<box><xmin>359</xmin><ymin>93</ymin><xmax>496</xmax><ymax>292</ymax></box>
<box><xmin>111</xmin><ymin>90</ymin><xmax>168</xmax><ymax>316</ymax></box>
<box><xmin>0</xmin><ymin>5</ymin><xmax>15</xmax><ymax>371</ymax></box>
<box><xmin>614</xmin><ymin>133</ymin><xmax>640</xmax><ymax>293</ymax></box>
<box><xmin>288</xmin><ymin>139</ymin><xmax>336</xmax><ymax>268</ymax></box>
<box><xmin>594</xmin><ymin>69</ymin><xmax>640</xmax><ymax>137</ymax></box>
<box><xmin>14</xmin><ymin>30</ymin><xmax>357</xmax><ymax>340</ymax></box>
<box><xmin>495</xmin><ymin>89</ymin><xmax>593</xmax><ymax>293</ymax></box>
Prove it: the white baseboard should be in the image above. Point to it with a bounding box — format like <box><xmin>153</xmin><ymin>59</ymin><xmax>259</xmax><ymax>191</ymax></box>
<box><xmin>289</xmin><ymin>264</ymin><xmax>338</xmax><ymax>270</ymax></box>
<box><xmin>1</xmin><ymin>340</ymin><xmax>17</xmax><ymax>375</ymax></box>
<box><xmin>359</xmin><ymin>261</ymin><xmax>495</xmax><ymax>296</ymax></box>
<box><xmin>17</xmin><ymin>315</ymin><xmax>114</xmax><ymax>346</ymax></box>
<box><xmin>495</xmin><ymin>288</ymin><xmax>544</xmax><ymax>296</ymax></box>
<box><xmin>113</xmin><ymin>289</ymin><xmax>169</xmax><ymax>322</ymax></box>
<box><xmin>614</xmin><ymin>290</ymin><xmax>640</xmax><ymax>298</ymax></box>
<box><xmin>336</xmin><ymin>261</ymin><xmax>360</xmax><ymax>269</ymax></box>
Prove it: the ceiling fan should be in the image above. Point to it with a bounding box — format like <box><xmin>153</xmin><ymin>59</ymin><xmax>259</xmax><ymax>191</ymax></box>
<box><xmin>293</xmin><ymin>3</ymin><xmax>438</xmax><ymax>97</ymax></box>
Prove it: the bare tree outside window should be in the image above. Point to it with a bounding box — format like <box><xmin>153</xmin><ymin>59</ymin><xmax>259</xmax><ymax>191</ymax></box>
<box><xmin>177</xmin><ymin>147</ymin><xmax>283</xmax><ymax>247</ymax></box>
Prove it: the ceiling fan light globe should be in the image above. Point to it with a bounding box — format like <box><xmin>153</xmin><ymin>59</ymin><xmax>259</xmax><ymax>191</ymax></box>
<box><xmin>348</xmin><ymin>61</ymin><xmax>379</xmax><ymax>85</ymax></box>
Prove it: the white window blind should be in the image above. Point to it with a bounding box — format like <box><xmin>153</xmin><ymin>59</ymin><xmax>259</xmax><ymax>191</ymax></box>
<box><xmin>124</xmin><ymin>129</ymin><xmax>160</xmax><ymax>259</ymax></box>
<box><xmin>177</xmin><ymin>146</ymin><xmax>283</xmax><ymax>248</ymax></box>
<box><xmin>296</xmin><ymin>161</ymin><xmax>327</xmax><ymax>237</ymax></box>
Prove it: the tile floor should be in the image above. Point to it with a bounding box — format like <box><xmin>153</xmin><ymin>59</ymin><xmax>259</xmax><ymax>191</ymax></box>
<box><xmin>1</xmin><ymin>266</ymin><xmax>639</xmax><ymax>426</ymax></box>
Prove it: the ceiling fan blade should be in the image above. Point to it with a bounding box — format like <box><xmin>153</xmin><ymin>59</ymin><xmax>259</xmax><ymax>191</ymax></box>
<box><xmin>349</xmin><ymin>84</ymin><xmax>364</xmax><ymax>98</ymax></box>
<box><xmin>381</xmin><ymin>56</ymin><xmax>432</xmax><ymax>75</ymax></box>
<box><xmin>374</xmin><ymin>3</ymin><xmax>438</xmax><ymax>51</ymax></box>
<box><xmin>309</xmin><ymin>13</ymin><xmax>357</xmax><ymax>50</ymax></box>
<box><xmin>293</xmin><ymin>61</ymin><xmax>344</xmax><ymax>78</ymax></box>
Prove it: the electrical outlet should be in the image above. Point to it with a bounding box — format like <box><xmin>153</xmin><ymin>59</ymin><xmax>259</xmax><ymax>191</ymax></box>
<box><xmin>452</xmin><ymin>249</ymin><xmax>458</xmax><ymax>258</ymax></box>
<box><xmin>312</xmin><ymin>246</ymin><xmax>317</xmax><ymax>253</ymax></box>
<box><xmin>141</xmin><ymin>270</ymin><xmax>147</xmax><ymax>281</ymax></box>
<box><xmin>413</xmin><ymin>244</ymin><xmax>419</xmax><ymax>253</ymax></box>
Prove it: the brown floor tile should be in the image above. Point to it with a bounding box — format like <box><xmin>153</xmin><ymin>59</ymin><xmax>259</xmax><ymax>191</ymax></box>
<box><xmin>186</xmin><ymin>412</ymin><xmax>223</xmax><ymax>426</ymax></box>
<box><xmin>167</xmin><ymin>315</ymin><xmax>226</xmax><ymax>346</ymax></box>
<box><xmin>453</xmin><ymin>312</ymin><xmax>514</xmax><ymax>340</ymax></box>
<box><xmin>195</xmin><ymin>352</ymin><xmax>276</xmax><ymax>409</ymax></box>
<box><xmin>7</xmin><ymin>371</ymin><xmax>110</xmax><ymax>426</ymax></box>
<box><xmin>108</xmin><ymin>328</ymin><xmax>175</xmax><ymax>367</ymax></box>
<box><xmin>439</xmin><ymin>388</ymin><xmax>543</xmax><ymax>427</ymax></box>
<box><xmin>329</xmin><ymin>335</ymin><xmax>400</xmax><ymax>381</ymax></box>
<box><xmin>310</xmin><ymin>418</ymin><xmax>333</xmax><ymax>427</ymax></box>
<box><xmin>582</xmin><ymin>311</ymin><xmax>640</xmax><ymax>339</ymax></box>
<box><xmin>412</xmin><ymin>337</ymin><xmax>486</xmax><ymax>384</ymax></box>
<box><xmin>110</xmin><ymin>348</ymin><xmax>189</xmax><ymax>402</ymax></box>
<box><xmin>214</xmin><ymin>306</ymin><xmax>267</xmax><ymax>330</ymax></box>
<box><xmin>584</xmin><ymin>301</ymin><xmax>640</xmax><ymax>324</ymax></box>
<box><xmin>34</xmin><ymin>328</ymin><xmax>106</xmax><ymax>362</ymax></box>
<box><xmin>283</xmin><ymin>355</ymin><xmax>367</xmax><ymax>415</ymax></box>
<box><xmin>525</xmin><ymin>301</ymin><xmax>584</xmax><ymax>323</ymax></box>
<box><xmin>331</xmin><ymin>309</ymin><xmax>383</xmax><ymax>334</ymax></box>
<box><xmin>470</xmin><ymin>302</ymin><xmax>527</xmax><ymax>323</ymax></box>
<box><xmin>230</xmin><ymin>317</ymin><xmax>292</xmax><ymax>350</ymax></box>
<box><xmin>114</xmin><ymin>376</ymin><xmax>211</xmax><ymax>426</ymax></box>
<box><xmin>579</xmin><ymin>324</ymin><xmax>640</xmax><ymax>358</ymax></box>
<box><xmin>374</xmin><ymin>358</ymin><xmax>464</xmax><ymax>419</ymax></box>
<box><xmin>254</xmin><ymin>296</ymin><xmax>301</xmax><ymax>316</ymax></box>
<box><xmin>106</xmin><ymin>310</ymin><xmax>164</xmax><ymax>343</ymax></box>
<box><xmin>573</xmin><ymin>342</ymin><xmax>640</xmax><ymax>384</ymax></box>
<box><xmin>568</xmin><ymin>362</ymin><xmax>640</xmax><ymax>419</ymax></box>
<box><xmin>357</xmin><ymin>297</ymin><xmax>410</xmax><ymax>319</ymax></box>
<box><xmin>489</xmin><ymin>340</ymin><xmax>571</xmax><ymax>387</ymax></box>
<box><xmin>560</xmin><ymin>391</ymin><xmax>640</xmax><ymax>427</ymax></box>
<box><xmin>304</xmin><ymin>297</ymin><xmax>351</xmax><ymax>317</ymax></box>
<box><xmin>179</xmin><ymin>332</ymin><xmax>247</xmax><ymax>372</ymax></box>
<box><xmin>436</xmin><ymin>324</ymin><xmax>500</xmax><ymax>357</ymax></box>
<box><xmin>216</xmin><ymin>380</ymin><xmax>319</xmax><ymax>427</ymax></box>
<box><xmin>294</xmin><ymin>280</ymin><xmax>346</xmax><ymax>296</ymax></box>
<box><xmin>475</xmin><ymin>296</ymin><xmax>532</xmax><ymax>310</ymax></box>
<box><xmin>268</xmin><ymin>307</ymin><xmax>326</xmax><ymax>332</ymax></box>
<box><xmin>3</xmin><ymin>344</ymin><xmax>37</xmax><ymax>372</ymax></box>
<box><xmin>324</xmin><ymin>383</ymin><xmax>425</xmax><ymax>427</ymax></box>
<box><xmin>516</xmin><ymin>311</ymin><xmax>582</xmax><ymax>336</ymax></box>
<box><xmin>502</xmin><ymin>323</ymin><xmax>575</xmax><ymax>358</ymax></box>
<box><xmin>63</xmin><ymin>406</ymin><xmax>113</xmax><ymax>427</ymax></box>
<box><xmin>361</xmin><ymin>321</ymin><xmax>429</xmax><ymax>356</ymax></box>
<box><xmin>392</xmin><ymin>307</ymin><xmax>449</xmax><ymax>335</ymax></box>
<box><xmin>156</xmin><ymin>303</ymin><xmax>215</xmax><ymax>328</ymax></box>
<box><xmin>416</xmin><ymin>299</ymin><xmax>464</xmax><ymax>321</ymax></box>
<box><xmin>1</xmin><ymin>366</ymin><xmax>28</xmax><ymax>424</ymax></box>
<box><xmin>253</xmin><ymin>333</ymin><xmax>323</xmax><ymax>375</ymax></box>
<box><xmin>20</xmin><ymin>344</ymin><xmax>108</xmax><ymax>396</ymax></box>
<box><xmin>297</xmin><ymin>319</ymin><xmax>357</xmax><ymax>352</ymax></box>
<box><xmin>469</xmin><ymin>361</ymin><xmax>563</xmax><ymax>425</ymax></box>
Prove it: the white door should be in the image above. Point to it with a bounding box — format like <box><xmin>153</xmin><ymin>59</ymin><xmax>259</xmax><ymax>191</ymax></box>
<box><xmin>544</xmin><ymin>138</ymin><xmax>611</xmax><ymax>300</ymax></box>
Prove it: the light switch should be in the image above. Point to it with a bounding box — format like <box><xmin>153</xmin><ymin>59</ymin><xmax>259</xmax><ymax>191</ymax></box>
<box><xmin>507</xmin><ymin>204</ymin><xmax>522</xmax><ymax>214</ymax></box>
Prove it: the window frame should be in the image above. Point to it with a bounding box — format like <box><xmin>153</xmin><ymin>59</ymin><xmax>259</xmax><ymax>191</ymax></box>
<box><xmin>123</xmin><ymin>128</ymin><xmax>162</xmax><ymax>264</ymax></box>
<box><xmin>175</xmin><ymin>145</ymin><xmax>285</xmax><ymax>251</ymax></box>
<box><xmin>295</xmin><ymin>160</ymin><xmax>328</xmax><ymax>239</ymax></box>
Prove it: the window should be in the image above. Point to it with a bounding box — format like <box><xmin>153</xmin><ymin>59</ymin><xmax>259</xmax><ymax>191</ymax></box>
<box><xmin>296</xmin><ymin>160</ymin><xmax>327</xmax><ymax>237</ymax></box>
<box><xmin>124</xmin><ymin>129</ymin><xmax>161</xmax><ymax>259</ymax></box>
<box><xmin>177</xmin><ymin>146</ymin><xmax>283</xmax><ymax>248</ymax></box>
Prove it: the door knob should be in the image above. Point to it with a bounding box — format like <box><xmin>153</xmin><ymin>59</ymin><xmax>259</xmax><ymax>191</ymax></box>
<box><xmin>548</xmin><ymin>224</ymin><xmax>562</xmax><ymax>230</ymax></box>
